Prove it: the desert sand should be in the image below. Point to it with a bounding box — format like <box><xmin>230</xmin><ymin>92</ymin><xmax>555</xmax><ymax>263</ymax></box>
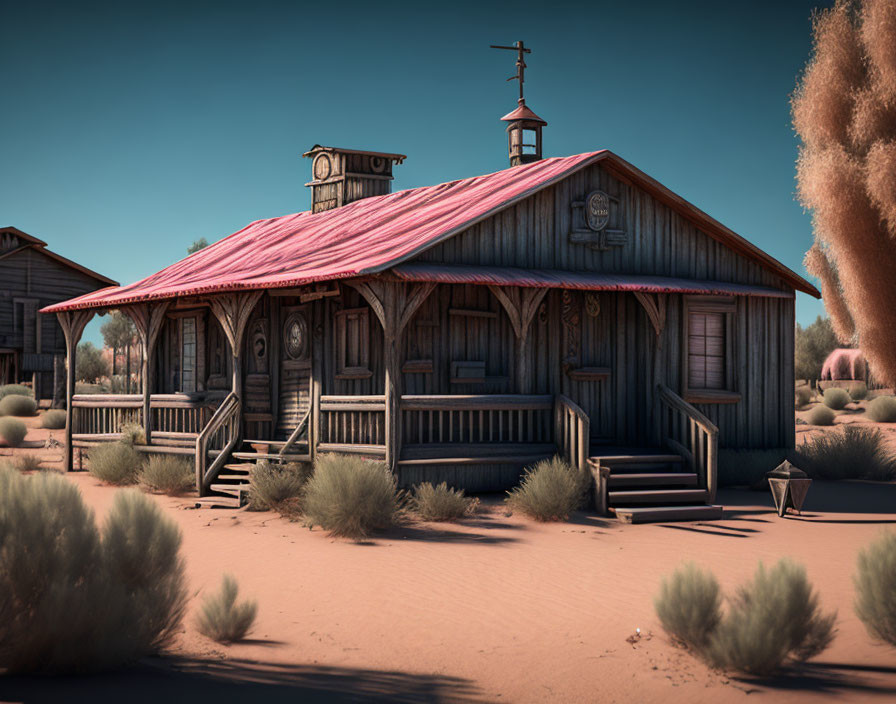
<box><xmin>3</xmin><ymin>413</ymin><xmax>896</xmax><ymax>704</ymax></box>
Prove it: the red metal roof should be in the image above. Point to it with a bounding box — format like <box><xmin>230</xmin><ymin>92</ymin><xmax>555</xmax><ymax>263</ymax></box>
<box><xmin>500</xmin><ymin>102</ymin><xmax>547</xmax><ymax>124</ymax></box>
<box><xmin>391</xmin><ymin>263</ymin><xmax>795</xmax><ymax>298</ymax></box>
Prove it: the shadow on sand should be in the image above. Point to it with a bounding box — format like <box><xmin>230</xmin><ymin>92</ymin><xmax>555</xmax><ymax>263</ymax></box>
<box><xmin>720</xmin><ymin>481</ymin><xmax>896</xmax><ymax>518</ymax></box>
<box><xmin>734</xmin><ymin>661</ymin><xmax>896</xmax><ymax>698</ymax></box>
<box><xmin>0</xmin><ymin>656</ymin><xmax>490</xmax><ymax>704</ymax></box>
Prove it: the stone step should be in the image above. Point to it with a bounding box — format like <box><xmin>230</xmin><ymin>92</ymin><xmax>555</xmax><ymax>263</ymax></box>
<box><xmin>609</xmin><ymin>488</ymin><xmax>709</xmax><ymax>505</ymax></box>
<box><xmin>607</xmin><ymin>472</ymin><xmax>698</xmax><ymax>488</ymax></box>
<box><xmin>610</xmin><ymin>504</ymin><xmax>724</xmax><ymax>524</ymax></box>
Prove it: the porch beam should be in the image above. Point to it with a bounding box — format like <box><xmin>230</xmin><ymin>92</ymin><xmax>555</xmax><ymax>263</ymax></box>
<box><xmin>121</xmin><ymin>301</ymin><xmax>171</xmax><ymax>445</ymax></box>
<box><xmin>56</xmin><ymin>309</ymin><xmax>95</xmax><ymax>472</ymax></box>
<box><xmin>208</xmin><ymin>291</ymin><xmax>264</xmax><ymax>397</ymax></box>
<box><xmin>633</xmin><ymin>291</ymin><xmax>667</xmax><ymax>339</ymax></box>
<box><xmin>488</xmin><ymin>285</ymin><xmax>549</xmax><ymax>393</ymax></box>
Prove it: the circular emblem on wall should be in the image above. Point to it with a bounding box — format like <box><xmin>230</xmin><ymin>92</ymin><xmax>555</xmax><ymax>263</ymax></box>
<box><xmin>313</xmin><ymin>153</ymin><xmax>332</xmax><ymax>181</ymax></box>
<box><xmin>370</xmin><ymin>155</ymin><xmax>387</xmax><ymax>174</ymax></box>
<box><xmin>585</xmin><ymin>190</ymin><xmax>611</xmax><ymax>232</ymax></box>
<box><xmin>284</xmin><ymin>313</ymin><xmax>309</xmax><ymax>360</ymax></box>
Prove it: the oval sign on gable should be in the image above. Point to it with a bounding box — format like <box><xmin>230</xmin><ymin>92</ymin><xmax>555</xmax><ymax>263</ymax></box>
<box><xmin>585</xmin><ymin>190</ymin><xmax>611</xmax><ymax>232</ymax></box>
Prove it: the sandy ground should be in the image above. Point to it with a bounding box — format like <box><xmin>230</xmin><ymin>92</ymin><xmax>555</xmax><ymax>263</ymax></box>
<box><xmin>3</xmin><ymin>413</ymin><xmax>896</xmax><ymax>703</ymax></box>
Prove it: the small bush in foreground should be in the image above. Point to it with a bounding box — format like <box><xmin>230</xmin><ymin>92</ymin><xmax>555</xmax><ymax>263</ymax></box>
<box><xmin>88</xmin><ymin>441</ymin><xmax>142</xmax><ymax>485</ymax></box>
<box><xmin>0</xmin><ymin>394</ymin><xmax>37</xmax><ymax>417</ymax></box>
<box><xmin>196</xmin><ymin>574</ymin><xmax>257</xmax><ymax>644</ymax></box>
<box><xmin>655</xmin><ymin>563</ymin><xmax>722</xmax><ymax>650</ymax></box>
<box><xmin>120</xmin><ymin>422</ymin><xmax>146</xmax><ymax>446</ymax></box>
<box><xmin>15</xmin><ymin>453</ymin><xmax>43</xmax><ymax>472</ymax></box>
<box><xmin>411</xmin><ymin>482</ymin><xmax>479</xmax><ymax>521</ymax></box>
<box><xmin>249</xmin><ymin>460</ymin><xmax>311</xmax><ymax>511</ymax></box>
<box><xmin>303</xmin><ymin>454</ymin><xmax>399</xmax><ymax>538</ymax></box>
<box><xmin>854</xmin><ymin>532</ymin><xmax>896</xmax><ymax>646</ymax></box>
<box><xmin>794</xmin><ymin>425</ymin><xmax>896</xmax><ymax>481</ymax></box>
<box><xmin>822</xmin><ymin>387</ymin><xmax>851</xmax><ymax>410</ymax></box>
<box><xmin>806</xmin><ymin>405</ymin><xmax>836</xmax><ymax>426</ymax></box>
<box><xmin>0</xmin><ymin>418</ymin><xmax>27</xmax><ymax>447</ymax></box>
<box><xmin>0</xmin><ymin>384</ymin><xmax>31</xmax><ymax>400</ymax></box>
<box><xmin>707</xmin><ymin>560</ymin><xmax>835</xmax><ymax>675</ymax></box>
<box><xmin>140</xmin><ymin>456</ymin><xmax>194</xmax><ymax>495</ymax></box>
<box><xmin>0</xmin><ymin>472</ymin><xmax>187</xmax><ymax>673</ymax></box>
<box><xmin>506</xmin><ymin>457</ymin><xmax>590</xmax><ymax>521</ymax></box>
<box><xmin>795</xmin><ymin>386</ymin><xmax>813</xmax><ymax>409</ymax></box>
<box><xmin>850</xmin><ymin>383</ymin><xmax>869</xmax><ymax>401</ymax></box>
<box><xmin>868</xmin><ymin>396</ymin><xmax>896</xmax><ymax>423</ymax></box>
<box><xmin>41</xmin><ymin>409</ymin><xmax>67</xmax><ymax>429</ymax></box>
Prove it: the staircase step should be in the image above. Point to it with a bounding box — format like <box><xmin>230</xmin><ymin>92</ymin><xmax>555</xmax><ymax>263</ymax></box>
<box><xmin>607</xmin><ymin>472</ymin><xmax>698</xmax><ymax>487</ymax></box>
<box><xmin>223</xmin><ymin>463</ymin><xmax>254</xmax><ymax>472</ymax></box>
<box><xmin>594</xmin><ymin>453</ymin><xmax>683</xmax><ymax>465</ymax></box>
<box><xmin>216</xmin><ymin>474</ymin><xmax>252</xmax><ymax>482</ymax></box>
<box><xmin>209</xmin><ymin>483</ymin><xmax>248</xmax><ymax>498</ymax></box>
<box><xmin>232</xmin><ymin>451</ymin><xmax>311</xmax><ymax>462</ymax></box>
<box><xmin>610</xmin><ymin>504</ymin><xmax>724</xmax><ymax>524</ymax></box>
<box><xmin>195</xmin><ymin>496</ymin><xmax>242</xmax><ymax>509</ymax></box>
<box><xmin>609</xmin><ymin>489</ymin><xmax>708</xmax><ymax>505</ymax></box>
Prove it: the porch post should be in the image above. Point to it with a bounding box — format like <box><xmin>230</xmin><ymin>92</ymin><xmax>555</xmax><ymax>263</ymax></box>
<box><xmin>489</xmin><ymin>286</ymin><xmax>549</xmax><ymax>393</ymax></box>
<box><xmin>121</xmin><ymin>301</ymin><xmax>171</xmax><ymax>445</ymax></box>
<box><xmin>56</xmin><ymin>309</ymin><xmax>95</xmax><ymax>472</ymax></box>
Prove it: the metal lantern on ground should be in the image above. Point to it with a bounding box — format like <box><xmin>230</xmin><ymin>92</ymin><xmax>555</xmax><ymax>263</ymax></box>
<box><xmin>767</xmin><ymin>460</ymin><xmax>812</xmax><ymax>517</ymax></box>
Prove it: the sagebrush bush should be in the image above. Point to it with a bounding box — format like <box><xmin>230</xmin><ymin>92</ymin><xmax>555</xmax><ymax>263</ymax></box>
<box><xmin>655</xmin><ymin>563</ymin><xmax>722</xmax><ymax>650</ymax></box>
<box><xmin>249</xmin><ymin>460</ymin><xmax>311</xmax><ymax>510</ymax></box>
<box><xmin>807</xmin><ymin>405</ymin><xmax>836</xmax><ymax>426</ymax></box>
<box><xmin>794</xmin><ymin>425</ymin><xmax>896</xmax><ymax>481</ymax></box>
<box><xmin>0</xmin><ymin>394</ymin><xmax>37</xmax><ymax>417</ymax></box>
<box><xmin>15</xmin><ymin>453</ymin><xmax>43</xmax><ymax>472</ymax></box>
<box><xmin>41</xmin><ymin>409</ymin><xmax>67</xmax><ymax>429</ymax></box>
<box><xmin>0</xmin><ymin>472</ymin><xmax>187</xmax><ymax>673</ymax></box>
<box><xmin>868</xmin><ymin>395</ymin><xmax>896</xmax><ymax>423</ymax></box>
<box><xmin>140</xmin><ymin>456</ymin><xmax>194</xmax><ymax>495</ymax></box>
<box><xmin>196</xmin><ymin>574</ymin><xmax>257</xmax><ymax>644</ymax></box>
<box><xmin>707</xmin><ymin>560</ymin><xmax>835</xmax><ymax>675</ymax></box>
<box><xmin>823</xmin><ymin>387</ymin><xmax>851</xmax><ymax>410</ymax></box>
<box><xmin>0</xmin><ymin>384</ymin><xmax>32</xmax><ymax>400</ymax></box>
<box><xmin>855</xmin><ymin>532</ymin><xmax>896</xmax><ymax>646</ymax></box>
<box><xmin>0</xmin><ymin>418</ymin><xmax>27</xmax><ymax>447</ymax></box>
<box><xmin>506</xmin><ymin>457</ymin><xmax>590</xmax><ymax>521</ymax></box>
<box><xmin>795</xmin><ymin>386</ymin><xmax>814</xmax><ymax>408</ymax></box>
<box><xmin>850</xmin><ymin>383</ymin><xmax>869</xmax><ymax>401</ymax></box>
<box><xmin>120</xmin><ymin>422</ymin><xmax>146</xmax><ymax>446</ymax></box>
<box><xmin>88</xmin><ymin>441</ymin><xmax>142</xmax><ymax>485</ymax></box>
<box><xmin>411</xmin><ymin>482</ymin><xmax>479</xmax><ymax>521</ymax></box>
<box><xmin>303</xmin><ymin>454</ymin><xmax>399</xmax><ymax>538</ymax></box>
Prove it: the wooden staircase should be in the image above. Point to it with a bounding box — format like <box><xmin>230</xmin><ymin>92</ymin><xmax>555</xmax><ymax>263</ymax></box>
<box><xmin>592</xmin><ymin>449</ymin><xmax>723</xmax><ymax>524</ymax></box>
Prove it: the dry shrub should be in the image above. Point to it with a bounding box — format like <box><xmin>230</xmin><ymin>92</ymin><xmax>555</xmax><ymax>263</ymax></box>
<box><xmin>655</xmin><ymin>563</ymin><xmax>722</xmax><ymax>650</ymax></box>
<box><xmin>506</xmin><ymin>456</ymin><xmax>590</xmax><ymax>522</ymax></box>
<box><xmin>850</xmin><ymin>383</ymin><xmax>869</xmax><ymax>401</ymax></box>
<box><xmin>303</xmin><ymin>454</ymin><xmax>399</xmax><ymax>538</ymax></box>
<box><xmin>0</xmin><ymin>471</ymin><xmax>187</xmax><ymax>673</ymax></box>
<box><xmin>140</xmin><ymin>456</ymin><xmax>194</xmax><ymax>496</ymax></box>
<box><xmin>823</xmin><ymin>387</ymin><xmax>851</xmax><ymax>409</ymax></box>
<box><xmin>88</xmin><ymin>441</ymin><xmax>142</xmax><ymax>485</ymax></box>
<box><xmin>0</xmin><ymin>418</ymin><xmax>27</xmax><ymax>447</ymax></box>
<box><xmin>41</xmin><ymin>409</ymin><xmax>67</xmax><ymax>429</ymax></box>
<box><xmin>707</xmin><ymin>560</ymin><xmax>836</xmax><ymax>675</ymax></box>
<box><xmin>248</xmin><ymin>460</ymin><xmax>311</xmax><ymax>511</ymax></box>
<box><xmin>15</xmin><ymin>454</ymin><xmax>43</xmax><ymax>472</ymax></box>
<box><xmin>0</xmin><ymin>395</ymin><xmax>37</xmax><ymax>417</ymax></box>
<box><xmin>867</xmin><ymin>395</ymin><xmax>896</xmax><ymax>422</ymax></box>
<box><xmin>411</xmin><ymin>482</ymin><xmax>479</xmax><ymax>522</ymax></box>
<box><xmin>196</xmin><ymin>574</ymin><xmax>257</xmax><ymax>644</ymax></box>
<box><xmin>807</xmin><ymin>405</ymin><xmax>836</xmax><ymax>426</ymax></box>
<box><xmin>120</xmin><ymin>422</ymin><xmax>146</xmax><ymax>446</ymax></box>
<box><xmin>0</xmin><ymin>384</ymin><xmax>31</xmax><ymax>400</ymax></box>
<box><xmin>854</xmin><ymin>532</ymin><xmax>896</xmax><ymax>646</ymax></box>
<box><xmin>794</xmin><ymin>425</ymin><xmax>896</xmax><ymax>481</ymax></box>
<box><xmin>795</xmin><ymin>386</ymin><xmax>814</xmax><ymax>408</ymax></box>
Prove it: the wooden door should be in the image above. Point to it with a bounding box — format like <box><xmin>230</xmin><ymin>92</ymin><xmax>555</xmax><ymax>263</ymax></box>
<box><xmin>276</xmin><ymin>306</ymin><xmax>312</xmax><ymax>440</ymax></box>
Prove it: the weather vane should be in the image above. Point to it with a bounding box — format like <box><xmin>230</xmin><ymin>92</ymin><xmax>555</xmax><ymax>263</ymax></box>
<box><xmin>490</xmin><ymin>40</ymin><xmax>531</xmax><ymax>104</ymax></box>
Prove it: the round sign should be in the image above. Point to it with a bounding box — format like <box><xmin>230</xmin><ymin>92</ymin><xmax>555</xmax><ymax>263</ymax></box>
<box><xmin>313</xmin><ymin>153</ymin><xmax>332</xmax><ymax>181</ymax></box>
<box><xmin>284</xmin><ymin>313</ymin><xmax>309</xmax><ymax>360</ymax></box>
<box><xmin>585</xmin><ymin>190</ymin><xmax>611</xmax><ymax>232</ymax></box>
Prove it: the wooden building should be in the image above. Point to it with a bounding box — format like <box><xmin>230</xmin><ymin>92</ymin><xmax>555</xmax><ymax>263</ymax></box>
<box><xmin>1</xmin><ymin>226</ymin><xmax>116</xmax><ymax>401</ymax></box>
<box><xmin>45</xmin><ymin>102</ymin><xmax>819</xmax><ymax>522</ymax></box>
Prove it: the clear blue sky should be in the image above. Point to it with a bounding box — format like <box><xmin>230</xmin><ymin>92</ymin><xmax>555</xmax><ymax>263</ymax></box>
<box><xmin>1</xmin><ymin>0</ymin><xmax>830</xmax><ymax>345</ymax></box>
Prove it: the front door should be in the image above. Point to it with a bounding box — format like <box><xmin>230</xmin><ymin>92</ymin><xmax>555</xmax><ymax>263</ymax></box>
<box><xmin>276</xmin><ymin>306</ymin><xmax>312</xmax><ymax>440</ymax></box>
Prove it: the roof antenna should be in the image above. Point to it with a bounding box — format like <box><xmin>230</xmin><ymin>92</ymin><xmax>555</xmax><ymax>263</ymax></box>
<box><xmin>491</xmin><ymin>40</ymin><xmax>545</xmax><ymax>166</ymax></box>
<box><xmin>490</xmin><ymin>40</ymin><xmax>531</xmax><ymax>105</ymax></box>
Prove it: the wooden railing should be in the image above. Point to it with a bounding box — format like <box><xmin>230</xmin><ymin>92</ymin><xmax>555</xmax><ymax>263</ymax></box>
<box><xmin>319</xmin><ymin>395</ymin><xmax>386</xmax><ymax>450</ymax></box>
<box><xmin>279</xmin><ymin>408</ymin><xmax>310</xmax><ymax>457</ymax></box>
<box><xmin>401</xmin><ymin>394</ymin><xmax>554</xmax><ymax>445</ymax></box>
<box><xmin>195</xmin><ymin>392</ymin><xmax>240</xmax><ymax>495</ymax></box>
<box><xmin>71</xmin><ymin>392</ymin><xmax>224</xmax><ymax>438</ymax></box>
<box><xmin>657</xmin><ymin>384</ymin><xmax>719</xmax><ymax>502</ymax></box>
<box><xmin>554</xmin><ymin>395</ymin><xmax>590</xmax><ymax>470</ymax></box>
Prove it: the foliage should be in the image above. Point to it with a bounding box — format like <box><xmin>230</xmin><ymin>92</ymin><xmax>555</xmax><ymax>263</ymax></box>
<box><xmin>822</xmin><ymin>387</ymin><xmax>851</xmax><ymax>410</ymax></box>
<box><xmin>854</xmin><ymin>532</ymin><xmax>896</xmax><ymax>646</ymax></box>
<box><xmin>0</xmin><ymin>384</ymin><xmax>32</xmax><ymax>400</ymax></box>
<box><xmin>41</xmin><ymin>409</ymin><xmax>67</xmax><ymax>429</ymax></box>
<box><xmin>88</xmin><ymin>441</ymin><xmax>142</xmax><ymax>485</ymax></box>
<box><xmin>303</xmin><ymin>454</ymin><xmax>399</xmax><ymax>538</ymax></box>
<box><xmin>140</xmin><ymin>456</ymin><xmax>194</xmax><ymax>496</ymax></box>
<box><xmin>793</xmin><ymin>425</ymin><xmax>896</xmax><ymax>481</ymax></box>
<box><xmin>822</xmin><ymin>348</ymin><xmax>867</xmax><ymax>381</ymax></box>
<box><xmin>806</xmin><ymin>405</ymin><xmax>836</xmax><ymax>426</ymax></box>
<box><xmin>410</xmin><ymin>482</ymin><xmax>479</xmax><ymax>522</ymax></box>
<box><xmin>0</xmin><ymin>394</ymin><xmax>37</xmax><ymax>417</ymax></box>
<box><xmin>867</xmin><ymin>395</ymin><xmax>896</xmax><ymax>423</ymax></box>
<box><xmin>707</xmin><ymin>560</ymin><xmax>836</xmax><ymax>675</ymax></box>
<box><xmin>850</xmin><ymin>383</ymin><xmax>869</xmax><ymax>401</ymax></box>
<box><xmin>120</xmin><ymin>421</ymin><xmax>146</xmax><ymax>446</ymax></box>
<box><xmin>248</xmin><ymin>460</ymin><xmax>311</xmax><ymax>511</ymax></box>
<box><xmin>0</xmin><ymin>471</ymin><xmax>187</xmax><ymax>673</ymax></box>
<box><xmin>0</xmin><ymin>418</ymin><xmax>27</xmax><ymax>447</ymax></box>
<box><xmin>100</xmin><ymin>312</ymin><xmax>136</xmax><ymax>383</ymax></box>
<box><xmin>793</xmin><ymin>0</ymin><xmax>896</xmax><ymax>387</ymax></box>
<box><xmin>76</xmin><ymin>342</ymin><xmax>109</xmax><ymax>383</ymax></box>
<box><xmin>187</xmin><ymin>237</ymin><xmax>209</xmax><ymax>254</ymax></box>
<box><xmin>795</xmin><ymin>316</ymin><xmax>839</xmax><ymax>382</ymax></box>
<box><xmin>195</xmin><ymin>574</ymin><xmax>257</xmax><ymax>644</ymax></box>
<box><xmin>655</xmin><ymin>563</ymin><xmax>722</xmax><ymax>649</ymax></box>
<box><xmin>795</xmin><ymin>385</ymin><xmax>814</xmax><ymax>409</ymax></box>
<box><xmin>718</xmin><ymin>448</ymin><xmax>791</xmax><ymax>488</ymax></box>
<box><xmin>505</xmin><ymin>456</ymin><xmax>590</xmax><ymax>522</ymax></box>
<box><xmin>14</xmin><ymin>454</ymin><xmax>43</xmax><ymax>472</ymax></box>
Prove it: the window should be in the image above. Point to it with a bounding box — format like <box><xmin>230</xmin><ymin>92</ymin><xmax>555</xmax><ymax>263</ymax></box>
<box><xmin>683</xmin><ymin>297</ymin><xmax>740</xmax><ymax>403</ymax></box>
<box><xmin>335</xmin><ymin>307</ymin><xmax>372</xmax><ymax>379</ymax></box>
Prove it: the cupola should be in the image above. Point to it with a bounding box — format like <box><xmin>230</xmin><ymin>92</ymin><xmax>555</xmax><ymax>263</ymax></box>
<box><xmin>491</xmin><ymin>40</ymin><xmax>547</xmax><ymax>166</ymax></box>
<box><xmin>303</xmin><ymin>145</ymin><xmax>406</xmax><ymax>213</ymax></box>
